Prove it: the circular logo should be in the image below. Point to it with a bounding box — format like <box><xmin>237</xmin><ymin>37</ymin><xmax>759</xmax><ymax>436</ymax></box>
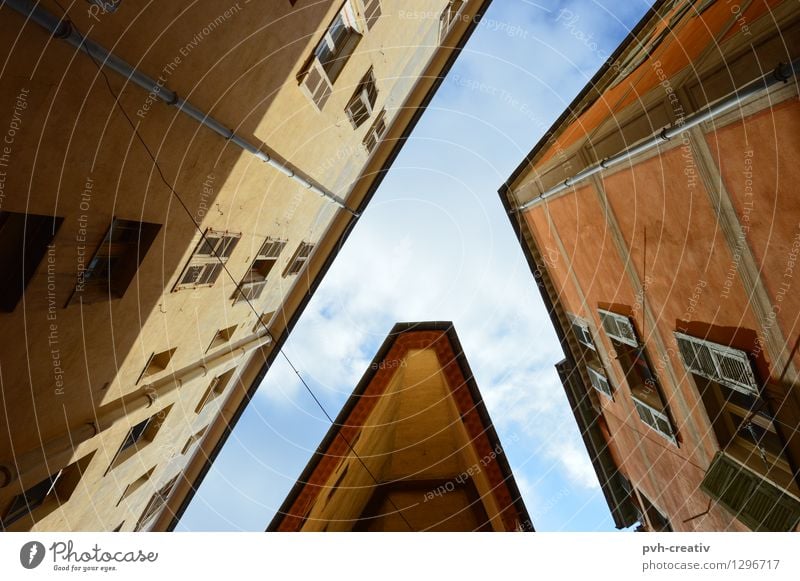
<box><xmin>19</xmin><ymin>541</ymin><xmax>46</xmax><ymax>569</ymax></box>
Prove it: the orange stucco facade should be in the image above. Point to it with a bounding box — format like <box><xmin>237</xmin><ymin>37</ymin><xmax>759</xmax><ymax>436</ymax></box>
<box><xmin>504</xmin><ymin>0</ymin><xmax>800</xmax><ymax>531</ymax></box>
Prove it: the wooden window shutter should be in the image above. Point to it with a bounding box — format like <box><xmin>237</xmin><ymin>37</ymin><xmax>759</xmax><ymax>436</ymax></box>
<box><xmin>598</xmin><ymin>309</ymin><xmax>638</xmax><ymax>347</ymax></box>
<box><xmin>363</xmin><ymin>0</ymin><xmax>381</xmax><ymax>29</ymax></box>
<box><xmin>568</xmin><ymin>314</ymin><xmax>594</xmax><ymax>349</ymax></box>
<box><xmin>700</xmin><ymin>453</ymin><xmax>800</xmax><ymax>531</ymax></box>
<box><xmin>587</xmin><ymin>367</ymin><xmax>612</xmax><ymax>398</ymax></box>
<box><xmin>675</xmin><ymin>333</ymin><xmax>759</xmax><ymax>396</ymax></box>
<box><xmin>301</xmin><ymin>60</ymin><xmax>333</xmax><ymax>110</ymax></box>
<box><xmin>632</xmin><ymin>396</ymin><xmax>676</xmax><ymax>444</ymax></box>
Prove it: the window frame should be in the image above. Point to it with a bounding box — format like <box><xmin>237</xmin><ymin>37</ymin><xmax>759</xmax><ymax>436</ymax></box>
<box><xmin>0</xmin><ymin>211</ymin><xmax>64</xmax><ymax>312</ymax></box>
<box><xmin>675</xmin><ymin>332</ymin><xmax>760</xmax><ymax>397</ymax></box>
<box><xmin>232</xmin><ymin>237</ymin><xmax>287</xmax><ymax>303</ymax></box>
<box><xmin>173</xmin><ymin>229</ymin><xmax>241</xmax><ymax>291</ymax></box>
<box><xmin>283</xmin><ymin>242</ymin><xmax>314</xmax><ymax>277</ymax></box>
<box><xmin>345</xmin><ymin>67</ymin><xmax>378</xmax><ymax>128</ymax></box>
<box><xmin>362</xmin><ymin>108</ymin><xmax>387</xmax><ymax>153</ymax></box>
<box><xmin>69</xmin><ymin>217</ymin><xmax>161</xmax><ymax>305</ymax></box>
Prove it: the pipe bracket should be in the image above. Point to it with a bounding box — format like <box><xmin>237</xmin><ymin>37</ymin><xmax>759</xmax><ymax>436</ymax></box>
<box><xmin>0</xmin><ymin>465</ymin><xmax>12</xmax><ymax>488</ymax></box>
<box><xmin>53</xmin><ymin>19</ymin><xmax>72</xmax><ymax>39</ymax></box>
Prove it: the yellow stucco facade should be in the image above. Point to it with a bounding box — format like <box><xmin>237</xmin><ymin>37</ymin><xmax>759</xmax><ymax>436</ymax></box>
<box><xmin>0</xmin><ymin>0</ymin><xmax>491</xmax><ymax>531</ymax></box>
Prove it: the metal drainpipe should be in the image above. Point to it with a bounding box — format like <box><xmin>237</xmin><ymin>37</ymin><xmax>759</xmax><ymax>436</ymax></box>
<box><xmin>515</xmin><ymin>58</ymin><xmax>799</xmax><ymax>212</ymax></box>
<box><xmin>0</xmin><ymin>332</ymin><xmax>272</xmax><ymax>489</ymax></box>
<box><xmin>4</xmin><ymin>0</ymin><xmax>357</xmax><ymax>215</ymax></box>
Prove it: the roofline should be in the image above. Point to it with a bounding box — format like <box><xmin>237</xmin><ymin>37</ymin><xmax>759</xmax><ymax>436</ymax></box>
<box><xmin>500</xmin><ymin>0</ymin><xmax>669</xmax><ymax>192</ymax></box>
<box><xmin>267</xmin><ymin>321</ymin><xmax>533</xmax><ymax>531</ymax></box>
<box><xmin>167</xmin><ymin>0</ymin><xmax>495</xmax><ymax>531</ymax></box>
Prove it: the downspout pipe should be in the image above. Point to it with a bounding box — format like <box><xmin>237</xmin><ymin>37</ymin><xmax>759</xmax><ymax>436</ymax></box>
<box><xmin>0</xmin><ymin>332</ymin><xmax>272</xmax><ymax>490</ymax></box>
<box><xmin>4</xmin><ymin>0</ymin><xmax>356</xmax><ymax>215</ymax></box>
<box><xmin>515</xmin><ymin>58</ymin><xmax>799</xmax><ymax>212</ymax></box>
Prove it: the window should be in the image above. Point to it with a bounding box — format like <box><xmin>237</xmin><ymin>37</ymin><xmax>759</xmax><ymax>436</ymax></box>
<box><xmin>299</xmin><ymin>1</ymin><xmax>362</xmax><ymax>109</ymax></box>
<box><xmin>283</xmin><ymin>242</ymin><xmax>314</xmax><ymax>277</ymax></box>
<box><xmin>174</xmin><ymin>230</ymin><xmax>240</xmax><ymax>290</ymax></box>
<box><xmin>363</xmin><ymin>109</ymin><xmax>387</xmax><ymax>153</ymax></box>
<box><xmin>70</xmin><ymin>218</ymin><xmax>161</xmax><ymax>305</ymax></box>
<box><xmin>637</xmin><ymin>491</ymin><xmax>672</xmax><ymax>531</ymax></box>
<box><xmin>676</xmin><ymin>333</ymin><xmax>791</xmax><ymax>490</ymax></box>
<box><xmin>117</xmin><ymin>467</ymin><xmax>155</xmax><ymax>505</ymax></box>
<box><xmin>108</xmin><ymin>406</ymin><xmax>172</xmax><ymax>470</ymax></box>
<box><xmin>196</xmin><ymin>368</ymin><xmax>236</xmax><ymax>414</ymax></box>
<box><xmin>181</xmin><ymin>426</ymin><xmax>208</xmax><ymax>455</ymax></box>
<box><xmin>252</xmin><ymin>311</ymin><xmax>275</xmax><ymax>333</ymax></box>
<box><xmin>233</xmin><ymin>238</ymin><xmax>287</xmax><ymax>303</ymax></box>
<box><xmin>599</xmin><ymin>309</ymin><xmax>677</xmax><ymax>443</ymax></box>
<box><xmin>700</xmin><ymin>452</ymin><xmax>800</xmax><ymax>531</ymax></box>
<box><xmin>326</xmin><ymin>465</ymin><xmax>349</xmax><ymax>504</ymax></box>
<box><xmin>0</xmin><ymin>211</ymin><xmax>64</xmax><ymax>312</ymax></box>
<box><xmin>0</xmin><ymin>453</ymin><xmax>93</xmax><ymax>530</ymax></box>
<box><xmin>361</xmin><ymin>0</ymin><xmax>381</xmax><ymax>30</ymax></box>
<box><xmin>587</xmin><ymin>367</ymin><xmax>613</xmax><ymax>399</ymax></box>
<box><xmin>675</xmin><ymin>333</ymin><xmax>759</xmax><ymax>397</ymax></box>
<box><xmin>87</xmin><ymin>0</ymin><xmax>121</xmax><ymax>12</ymax></box>
<box><xmin>112</xmin><ymin>521</ymin><xmax>124</xmax><ymax>532</ymax></box>
<box><xmin>137</xmin><ymin>347</ymin><xmax>177</xmax><ymax>383</ymax></box>
<box><xmin>598</xmin><ymin>309</ymin><xmax>638</xmax><ymax>347</ymax></box>
<box><xmin>569</xmin><ymin>314</ymin><xmax>596</xmax><ymax>350</ymax></box>
<box><xmin>345</xmin><ymin>68</ymin><xmax>378</xmax><ymax>128</ymax></box>
<box><xmin>633</xmin><ymin>396</ymin><xmax>677</xmax><ymax>444</ymax></box>
<box><xmin>438</xmin><ymin>0</ymin><xmax>467</xmax><ymax>42</ymax></box>
<box><xmin>207</xmin><ymin>324</ymin><xmax>238</xmax><ymax>353</ymax></box>
<box><xmin>135</xmin><ymin>475</ymin><xmax>179</xmax><ymax>532</ymax></box>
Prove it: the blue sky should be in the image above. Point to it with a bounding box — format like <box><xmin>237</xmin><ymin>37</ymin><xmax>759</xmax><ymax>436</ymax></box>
<box><xmin>178</xmin><ymin>0</ymin><xmax>653</xmax><ymax>532</ymax></box>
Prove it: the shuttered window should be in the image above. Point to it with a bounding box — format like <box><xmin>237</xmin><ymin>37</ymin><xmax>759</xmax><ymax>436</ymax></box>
<box><xmin>362</xmin><ymin>0</ymin><xmax>381</xmax><ymax>29</ymax></box>
<box><xmin>345</xmin><ymin>68</ymin><xmax>378</xmax><ymax>128</ymax></box>
<box><xmin>569</xmin><ymin>315</ymin><xmax>595</xmax><ymax>350</ymax></box>
<box><xmin>363</xmin><ymin>109</ymin><xmax>387</xmax><ymax>153</ymax></box>
<box><xmin>587</xmin><ymin>367</ymin><xmax>613</xmax><ymax>399</ymax></box>
<box><xmin>598</xmin><ymin>309</ymin><xmax>638</xmax><ymax>347</ymax></box>
<box><xmin>72</xmin><ymin>218</ymin><xmax>161</xmax><ymax>304</ymax></box>
<box><xmin>675</xmin><ymin>333</ymin><xmax>759</xmax><ymax>396</ymax></box>
<box><xmin>283</xmin><ymin>242</ymin><xmax>314</xmax><ymax>277</ymax></box>
<box><xmin>701</xmin><ymin>453</ymin><xmax>800</xmax><ymax>531</ymax></box>
<box><xmin>135</xmin><ymin>475</ymin><xmax>179</xmax><ymax>532</ymax></box>
<box><xmin>300</xmin><ymin>1</ymin><xmax>362</xmax><ymax>109</ymax></box>
<box><xmin>632</xmin><ymin>396</ymin><xmax>676</xmax><ymax>444</ymax></box>
<box><xmin>174</xmin><ymin>230</ymin><xmax>240</xmax><ymax>290</ymax></box>
<box><xmin>438</xmin><ymin>0</ymin><xmax>467</xmax><ymax>42</ymax></box>
<box><xmin>233</xmin><ymin>238</ymin><xmax>287</xmax><ymax>303</ymax></box>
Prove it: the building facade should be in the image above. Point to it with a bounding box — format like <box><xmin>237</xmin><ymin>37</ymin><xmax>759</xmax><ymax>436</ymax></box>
<box><xmin>501</xmin><ymin>0</ymin><xmax>800</xmax><ymax>531</ymax></box>
<box><xmin>0</xmin><ymin>0</ymin><xmax>491</xmax><ymax>531</ymax></box>
<box><xmin>269</xmin><ymin>322</ymin><xmax>532</xmax><ymax>532</ymax></box>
